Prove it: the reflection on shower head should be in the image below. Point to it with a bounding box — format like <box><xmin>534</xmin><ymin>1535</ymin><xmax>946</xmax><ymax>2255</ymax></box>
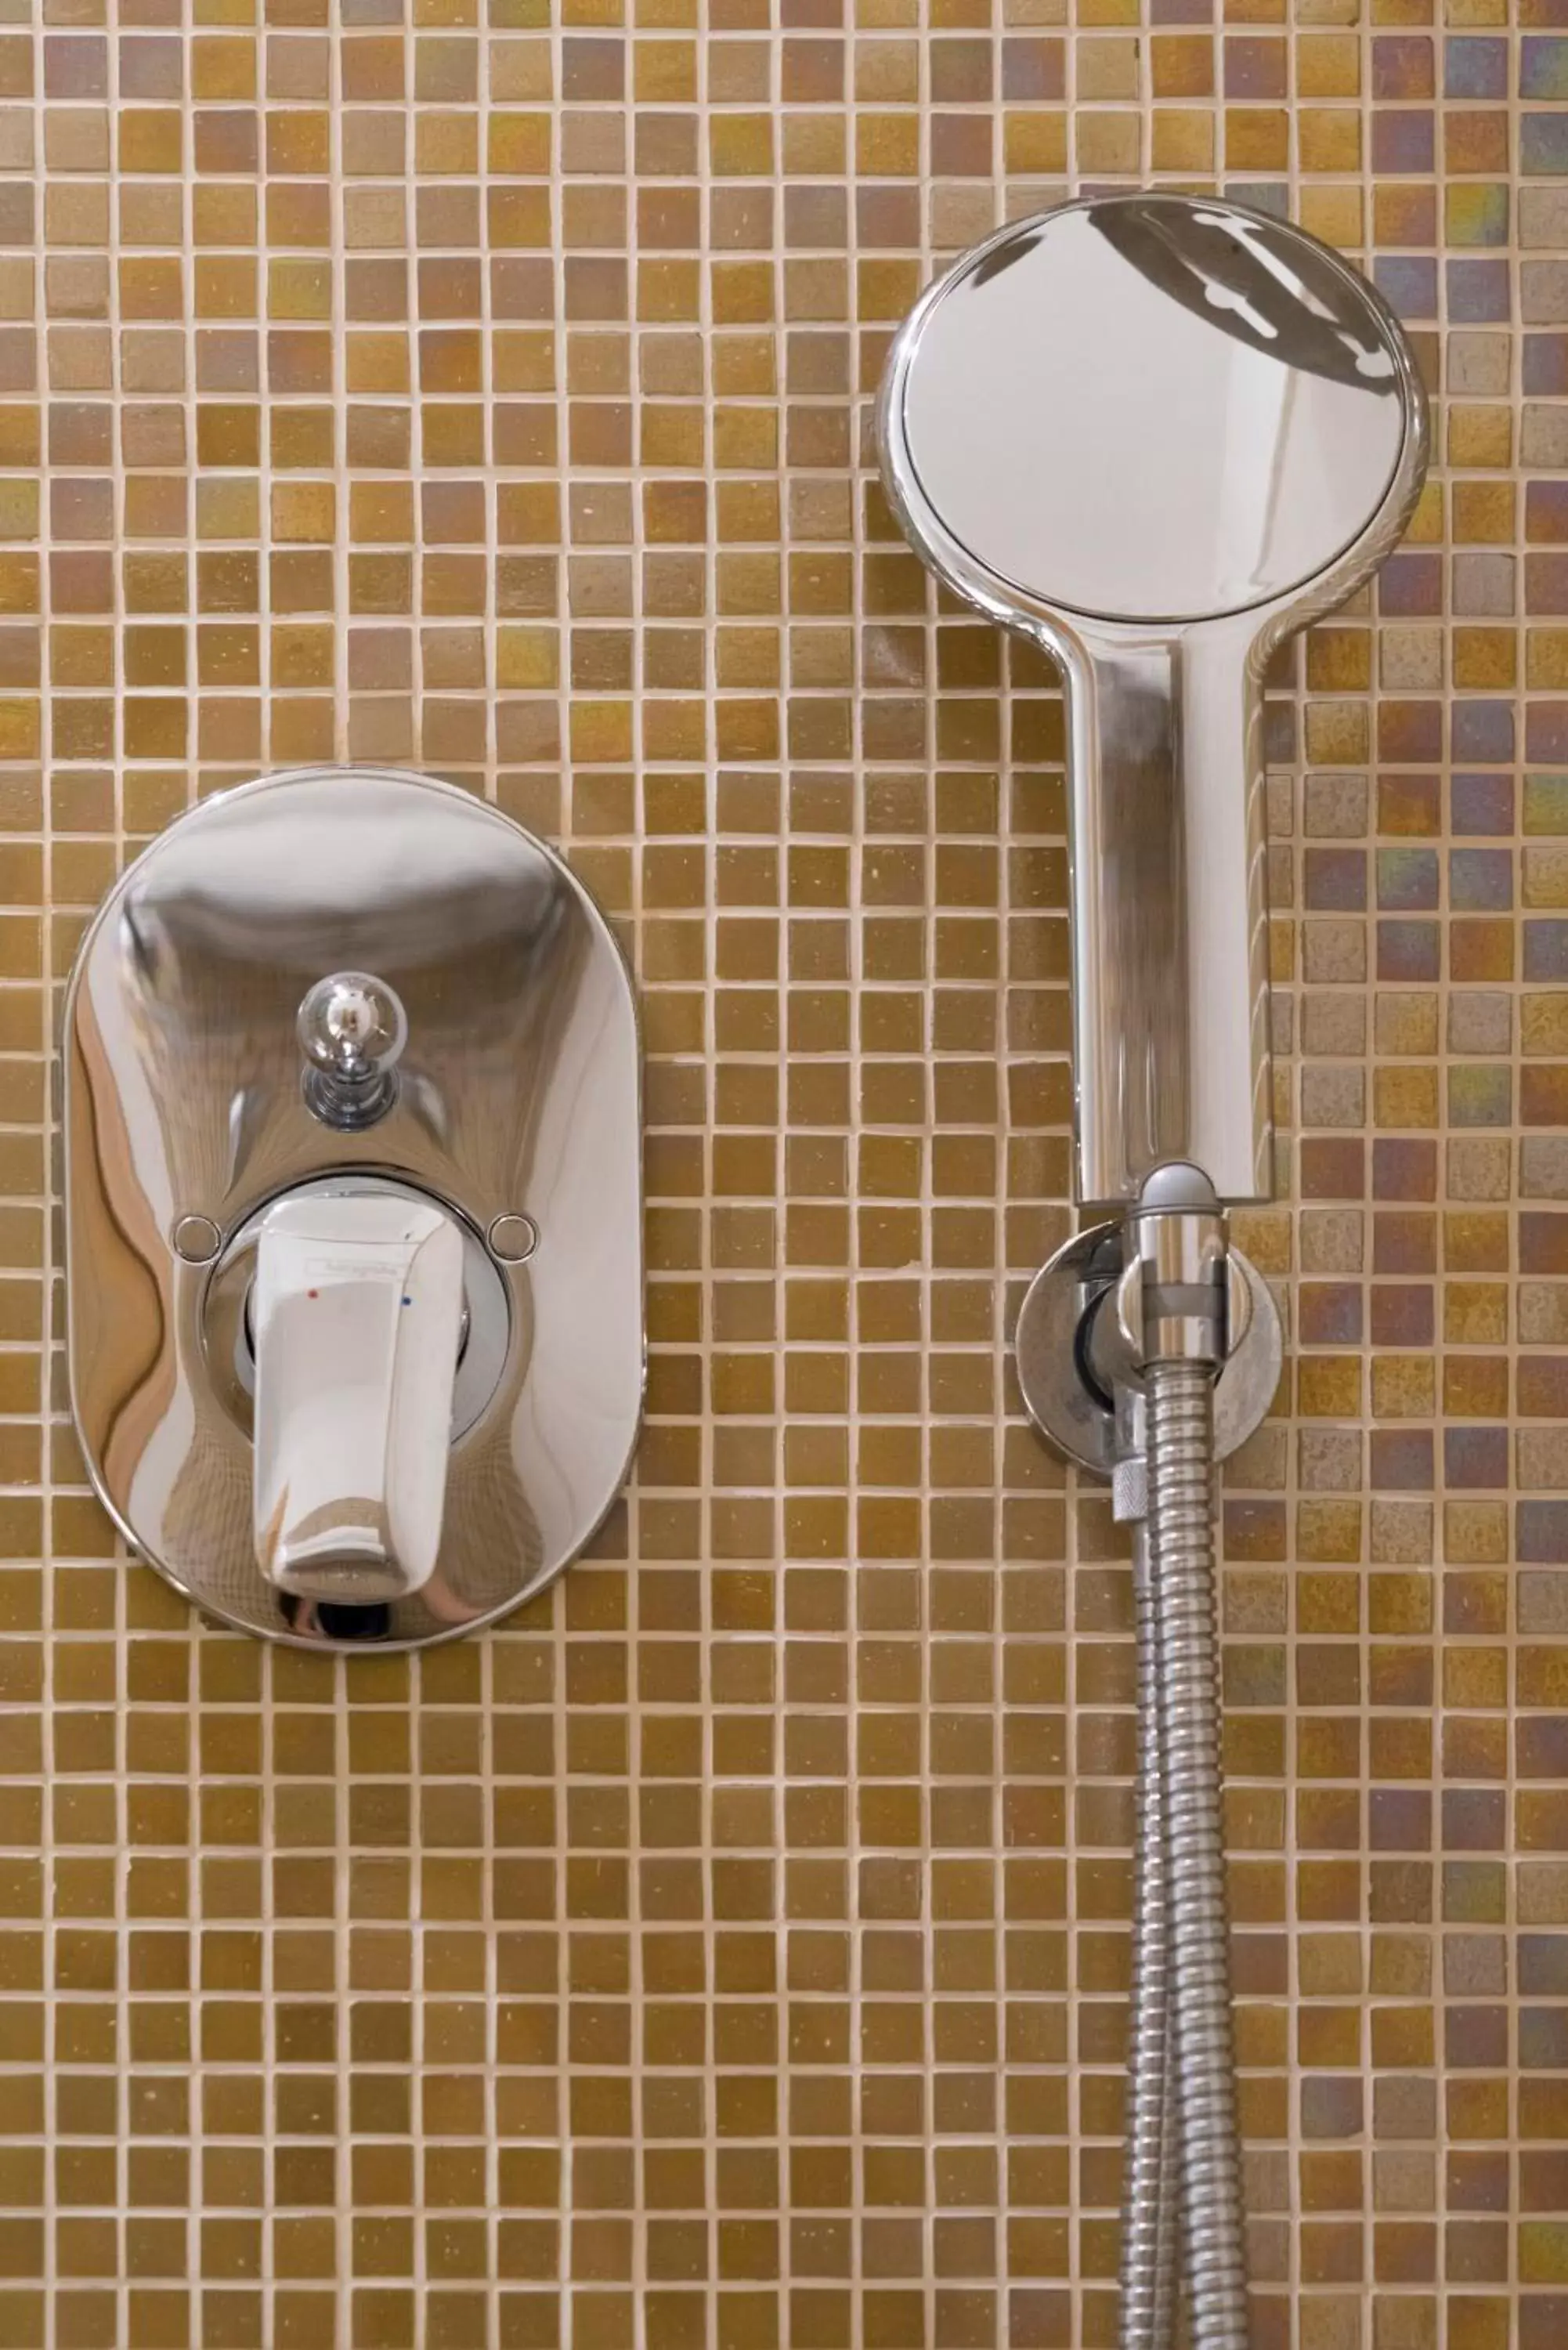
<box><xmin>1090</xmin><ymin>197</ymin><xmax>1400</xmax><ymax>392</ymax></box>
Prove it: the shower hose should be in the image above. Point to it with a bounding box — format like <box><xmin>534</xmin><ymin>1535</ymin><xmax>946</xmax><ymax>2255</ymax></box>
<box><xmin>1118</xmin><ymin>1303</ymin><xmax>1251</xmax><ymax>2348</ymax></box>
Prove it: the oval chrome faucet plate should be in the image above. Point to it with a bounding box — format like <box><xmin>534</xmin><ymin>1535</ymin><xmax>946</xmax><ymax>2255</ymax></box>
<box><xmin>893</xmin><ymin>195</ymin><xmax>1416</xmax><ymax>628</ymax></box>
<box><xmin>65</xmin><ymin>766</ymin><xmax>644</xmax><ymax>1649</ymax></box>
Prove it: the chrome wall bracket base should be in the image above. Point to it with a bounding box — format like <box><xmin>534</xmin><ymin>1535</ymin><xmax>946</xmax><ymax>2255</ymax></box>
<box><xmin>65</xmin><ymin>766</ymin><xmax>645</xmax><ymax>1652</ymax></box>
<box><xmin>1017</xmin><ymin>1220</ymin><xmax>1283</xmax><ymax>1477</ymax></box>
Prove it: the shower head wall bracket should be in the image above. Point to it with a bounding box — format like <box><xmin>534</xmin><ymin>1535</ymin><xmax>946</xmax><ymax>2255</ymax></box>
<box><xmin>880</xmin><ymin>194</ymin><xmax>1429</xmax><ymax>1208</ymax></box>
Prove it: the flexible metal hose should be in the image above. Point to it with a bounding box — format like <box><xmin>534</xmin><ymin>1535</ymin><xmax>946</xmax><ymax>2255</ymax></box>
<box><xmin>1147</xmin><ymin>1358</ymin><xmax>1250</xmax><ymax>2350</ymax></box>
<box><xmin>1118</xmin><ymin>1517</ymin><xmax>1179</xmax><ymax>2350</ymax></box>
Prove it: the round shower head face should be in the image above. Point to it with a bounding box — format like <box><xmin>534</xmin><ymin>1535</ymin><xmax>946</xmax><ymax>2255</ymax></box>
<box><xmin>881</xmin><ymin>193</ymin><xmax>1426</xmax><ymax>634</ymax></box>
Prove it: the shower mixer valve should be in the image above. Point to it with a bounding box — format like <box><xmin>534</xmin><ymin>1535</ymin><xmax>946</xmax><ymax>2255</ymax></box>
<box><xmin>65</xmin><ymin>765</ymin><xmax>645</xmax><ymax>1654</ymax></box>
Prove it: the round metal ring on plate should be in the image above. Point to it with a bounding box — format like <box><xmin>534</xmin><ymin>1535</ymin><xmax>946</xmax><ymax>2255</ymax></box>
<box><xmin>171</xmin><ymin>1214</ymin><xmax>222</xmax><ymax>1265</ymax></box>
<box><xmin>1016</xmin><ymin>1219</ymin><xmax>1284</xmax><ymax>1476</ymax></box>
<box><xmin>488</xmin><ymin>1213</ymin><xmax>539</xmax><ymax>1264</ymax></box>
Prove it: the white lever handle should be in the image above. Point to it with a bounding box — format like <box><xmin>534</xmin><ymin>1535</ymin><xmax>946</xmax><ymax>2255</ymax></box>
<box><xmin>251</xmin><ymin>1192</ymin><xmax>464</xmax><ymax>1603</ymax></box>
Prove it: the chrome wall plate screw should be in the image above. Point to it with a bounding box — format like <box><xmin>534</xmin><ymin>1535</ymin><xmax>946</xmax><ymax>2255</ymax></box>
<box><xmin>487</xmin><ymin>1213</ymin><xmax>539</xmax><ymax>1264</ymax></box>
<box><xmin>171</xmin><ymin>1213</ymin><xmax>222</xmax><ymax>1265</ymax></box>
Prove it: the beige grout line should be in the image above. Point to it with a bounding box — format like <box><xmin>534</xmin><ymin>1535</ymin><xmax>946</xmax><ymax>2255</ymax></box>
<box><xmin>33</xmin><ymin>1</ymin><xmax>55</xmax><ymax>2341</ymax></box>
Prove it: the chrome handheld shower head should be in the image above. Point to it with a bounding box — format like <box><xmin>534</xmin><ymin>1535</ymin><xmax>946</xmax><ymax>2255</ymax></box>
<box><xmin>879</xmin><ymin>193</ymin><xmax>1429</xmax><ymax>1208</ymax></box>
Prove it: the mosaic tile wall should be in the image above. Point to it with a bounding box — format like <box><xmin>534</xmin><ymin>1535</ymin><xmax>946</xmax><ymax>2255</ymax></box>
<box><xmin>0</xmin><ymin>0</ymin><xmax>1563</xmax><ymax>2344</ymax></box>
